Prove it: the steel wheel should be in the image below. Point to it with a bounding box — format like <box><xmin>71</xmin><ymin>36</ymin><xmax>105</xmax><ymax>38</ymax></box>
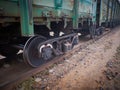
<box><xmin>23</xmin><ymin>36</ymin><xmax>49</xmax><ymax>67</ymax></box>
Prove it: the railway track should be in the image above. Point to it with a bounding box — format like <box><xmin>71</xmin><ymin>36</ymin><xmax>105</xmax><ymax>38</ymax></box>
<box><xmin>0</xmin><ymin>28</ymin><xmax>116</xmax><ymax>90</ymax></box>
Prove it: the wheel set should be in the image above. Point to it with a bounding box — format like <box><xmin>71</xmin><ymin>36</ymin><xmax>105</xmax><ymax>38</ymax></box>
<box><xmin>23</xmin><ymin>34</ymin><xmax>78</xmax><ymax>67</ymax></box>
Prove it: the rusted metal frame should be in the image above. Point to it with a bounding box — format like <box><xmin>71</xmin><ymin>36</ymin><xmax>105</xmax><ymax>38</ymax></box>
<box><xmin>115</xmin><ymin>2</ymin><xmax>117</xmax><ymax>24</ymax></box>
<box><xmin>110</xmin><ymin>0</ymin><xmax>114</xmax><ymax>27</ymax></box>
<box><xmin>92</xmin><ymin>0</ymin><xmax>97</xmax><ymax>23</ymax></box>
<box><xmin>116</xmin><ymin>4</ymin><xmax>118</xmax><ymax>24</ymax></box>
<box><xmin>19</xmin><ymin>0</ymin><xmax>34</xmax><ymax>36</ymax></box>
<box><xmin>115</xmin><ymin>1</ymin><xmax>118</xmax><ymax>24</ymax></box>
<box><xmin>106</xmin><ymin>0</ymin><xmax>110</xmax><ymax>27</ymax></box>
<box><xmin>118</xmin><ymin>4</ymin><xmax>120</xmax><ymax>24</ymax></box>
<box><xmin>113</xmin><ymin>1</ymin><xmax>117</xmax><ymax>24</ymax></box>
<box><xmin>43</xmin><ymin>33</ymin><xmax>77</xmax><ymax>44</ymax></box>
<box><xmin>73</xmin><ymin>0</ymin><xmax>79</xmax><ymax>29</ymax></box>
<box><xmin>112</xmin><ymin>0</ymin><xmax>116</xmax><ymax>26</ymax></box>
<box><xmin>96</xmin><ymin>0</ymin><xmax>101</xmax><ymax>26</ymax></box>
<box><xmin>99</xmin><ymin>0</ymin><xmax>104</xmax><ymax>26</ymax></box>
<box><xmin>116</xmin><ymin>3</ymin><xmax>119</xmax><ymax>24</ymax></box>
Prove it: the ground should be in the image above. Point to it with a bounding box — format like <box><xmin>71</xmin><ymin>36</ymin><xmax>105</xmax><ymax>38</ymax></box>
<box><xmin>16</xmin><ymin>27</ymin><xmax>120</xmax><ymax>90</ymax></box>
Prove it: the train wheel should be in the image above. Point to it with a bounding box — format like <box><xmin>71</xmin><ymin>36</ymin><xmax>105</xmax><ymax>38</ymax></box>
<box><xmin>23</xmin><ymin>36</ymin><xmax>54</xmax><ymax>67</ymax></box>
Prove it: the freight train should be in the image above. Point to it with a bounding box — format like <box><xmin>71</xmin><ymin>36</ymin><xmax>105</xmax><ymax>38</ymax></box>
<box><xmin>0</xmin><ymin>0</ymin><xmax>120</xmax><ymax>67</ymax></box>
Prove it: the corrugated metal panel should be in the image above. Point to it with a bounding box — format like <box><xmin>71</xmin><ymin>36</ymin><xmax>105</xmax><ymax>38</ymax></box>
<box><xmin>79</xmin><ymin>0</ymin><xmax>93</xmax><ymax>17</ymax></box>
<box><xmin>33</xmin><ymin>0</ymin><xmax>73</xmax><ymax>10</ymax></box>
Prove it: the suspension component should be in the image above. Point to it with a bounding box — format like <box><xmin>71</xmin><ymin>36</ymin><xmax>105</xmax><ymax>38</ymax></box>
<box><xmin>23</xmin><ymin>33</ymin><xmax>79</xmax><ymax>67</ymax></box>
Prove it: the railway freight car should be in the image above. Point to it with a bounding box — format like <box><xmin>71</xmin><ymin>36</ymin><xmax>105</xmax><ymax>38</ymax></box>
<box><xmin>96</xmin><ymin>0</ymin><xmax>120</xmax><ymax>28</ymax></box>
<box><xmin>0</xmin><ymin>0</ymin><xmax>120</xmax><ymax>67</ymax></box>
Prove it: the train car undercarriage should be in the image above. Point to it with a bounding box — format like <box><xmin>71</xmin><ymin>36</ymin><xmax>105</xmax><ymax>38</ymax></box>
<box><xmin>0</xmin><ymin>0</ymin><xmax>120</xmax><ymax>67</ymax></box>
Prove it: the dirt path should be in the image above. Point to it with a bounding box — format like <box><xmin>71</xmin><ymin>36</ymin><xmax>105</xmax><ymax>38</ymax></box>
<box><xmin>52</xmin><ymin>27</ymin><xmax>120</xmax><ymax>90</ymax></box>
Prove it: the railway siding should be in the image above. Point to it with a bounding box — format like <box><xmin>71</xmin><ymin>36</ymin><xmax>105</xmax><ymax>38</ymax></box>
<box><xmin>13</xmin><ymin>27</ymin><xmax>120</xmax><ymax>90</ymax></box>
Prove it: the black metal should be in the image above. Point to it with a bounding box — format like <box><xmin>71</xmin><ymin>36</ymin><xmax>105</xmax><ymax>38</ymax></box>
<box><xmin>106</xmin><ymin>0</ymin><xmax>110</xmax><ymax>27</ymax></box>
<box><xmin>96</xmin><ymin>0</ymin><xmax>101</xmax><ymax>27</ymax></box>
<box><xmin>110</xmin><ymin>0</ymin><xmax>114</xmax><ymax>27</ymax></box>
<box><xmin>89</xmin><ymin>25</ymin><xmax>96</xmax><ymax>39</ymax></box>
<box><xmin>28</xmin><ymin>0</ymin><xmax>33</xmax><ymax>24</ymax></box>
<box><xmin>23</xmin><ymin>36</ymin><xmax>47</xmax><ymax>67</ymax></box>
<box><xmin>23</xmin><ymin>33</ymin><xmax>78</xmax><ymax>67</ymax></box>
<box><xmin>62</xmin><ymin>42</ymin><xmax>72</xmax><ymax>52</ymax></box>
<box><xmin>41</xmin><ymin>47</ymin><xmax>53</xmax><ymax>60</ymax></box>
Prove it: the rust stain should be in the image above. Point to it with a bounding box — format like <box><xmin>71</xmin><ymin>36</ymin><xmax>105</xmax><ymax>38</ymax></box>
<box><xmin>70</xmin><ymin>0</ymin><xmax>74</xmax><ymax>6</ymax></box>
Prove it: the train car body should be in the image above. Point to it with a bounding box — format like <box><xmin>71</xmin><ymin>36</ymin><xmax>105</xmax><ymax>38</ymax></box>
<box><xmin>96</xmin><ymin>0</ymin><xmax>120</xmax><ymax>27</ymax></box>
<box><xmin>0</xmin><ymin>0</ymin><xmax>95</xmax><ymax>36</ymax></box>
<box><xmin>0</xmin><ymin>0</ymin><xmax>120</xmax><ymax>67</ymax></box>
